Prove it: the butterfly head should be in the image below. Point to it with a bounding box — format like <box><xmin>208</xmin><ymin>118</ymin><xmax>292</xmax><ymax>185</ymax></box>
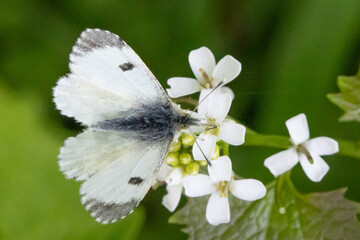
<box><xmin>171</xmin><ymin>103</ymin><xmax>200</xmax><ymax>129</ymax></box>
<box><xmin>178</xmin><ymin>113</ymin><xmax>200</xmax><ymax>129</ymax></box>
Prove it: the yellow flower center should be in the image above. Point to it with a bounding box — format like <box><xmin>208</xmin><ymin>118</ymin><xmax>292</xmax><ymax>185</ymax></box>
<box><xmin>199</xmin><ymin>68</ymin><xmax>213</xmax><ymax>88</ymax></box>
<box><xmin>204</xmin><ymin>117</ymin><xmax>220</xmax><ymax>136</ymax></box>
<box><xmin>215</xmin><ymin>181</ymin><xmax>229</xmax><ymax>198</ymax></box>
<box><xmin>296</xmin><ymin>143</ymin><xmax>314</xmax><ymax>164</ymax></box>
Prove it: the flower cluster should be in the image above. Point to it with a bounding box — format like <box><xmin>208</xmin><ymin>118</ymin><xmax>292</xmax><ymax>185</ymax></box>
<box><xmin>157</xmin><ymin>47</ymin><xmax>339</xmax><ymax>225</ymax></box>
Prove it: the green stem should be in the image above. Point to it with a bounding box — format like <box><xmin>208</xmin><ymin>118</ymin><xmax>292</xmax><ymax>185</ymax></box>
<box><xmin>222</xmin><ymin>142</ymin><xmax>230</xmax><ymax>156</ymax></box>
<box><xmin>244</xmin><ymin>132</ymin><xmax>360</xmax><ymax>160</ymax></box>
<box><xmin>243</xmin><ymin>133</ymin><xmax>291</xmax><ymax>149</ymax></box>
<box><xmin>173</xmin><ymin>97</ymin><xmax>198</xmax><ymax>106</ymax></box>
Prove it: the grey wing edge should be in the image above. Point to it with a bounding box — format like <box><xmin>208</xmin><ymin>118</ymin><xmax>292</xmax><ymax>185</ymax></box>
<box><xmin>80</xmin><ymin>139</ymin><xmax>172</xmax><ymax>224</ymax></box>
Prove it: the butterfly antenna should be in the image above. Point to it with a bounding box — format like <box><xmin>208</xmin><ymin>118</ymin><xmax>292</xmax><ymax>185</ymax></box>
<box><xmin>183</xmin><ymin>80</ymin><xmax>226</xmax><ymax>167</ymax></box>
<box><xmin>185</xmin><ymin>80</ymin><xmax>225</xmax><ymax>121</ymax></box>
<box><xmin>187</xmin><ymin>126</ymin><xmax>212</xmax><ymax>167</ymax></box>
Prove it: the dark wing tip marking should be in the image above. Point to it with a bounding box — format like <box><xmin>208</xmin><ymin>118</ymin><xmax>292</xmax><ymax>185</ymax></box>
<box><xmin>71</xmin><ymin>28</ymin><xmax>125</xmax><ymax>58</ymax></box>
<box><xmin>83</xmin><ymin>198</ymin><xmax>138</xmax><ymax>224</ymax></box>
<box><xmin>128</xmin><ymin>177</ymin><xmax>144</xmax><ymax>185</ymax></box>
<box><xmin>119</xmin><ymin>62</ymin><xmax>134</xmax><ymax>71</ymax></box>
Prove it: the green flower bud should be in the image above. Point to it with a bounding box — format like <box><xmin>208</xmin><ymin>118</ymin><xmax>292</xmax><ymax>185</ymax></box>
<box><xmin>169</xmin><ymin>140</ymin><xmax>181</xmax><ymax>152</ymax></box>
<box><xmin>179</xmin><ymin>152</ymin><xmax>192</xmax><ymax>165</ymax></box>
<box><xmin>165</xmin><ymin>152</ymin><xmax>179</xmax><ymax>166</ymax></box>
<box><xmin>199</xmin><ymin>160</ymin><xmax>208</xmax><ymax>166</ymax></box>
<box><xmin>186</xmin><ymin>162</ymin><xmax>200</xmax><ymax>176</ymax></box>
<box><xmin>182</xmin><ymin>133</ymin><xmax>195</xmax><ymax>146</ymax></box>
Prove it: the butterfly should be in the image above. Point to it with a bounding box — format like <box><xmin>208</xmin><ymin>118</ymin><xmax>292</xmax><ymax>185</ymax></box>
<box><xmin>53</xmin><ymin>28</ymin><xmax>199</xmax><ymax>224</ymax></box>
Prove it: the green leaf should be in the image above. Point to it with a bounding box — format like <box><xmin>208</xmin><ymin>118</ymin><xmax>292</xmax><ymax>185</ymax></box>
<box><xmin>170</xmin><ymin>176</ymin><xmax>360</xmax><ymax>240</ymax></box>
<box><xmin>328</xmin><ymin>67</ymin><xmax>360</xmax><ymax>122</ymax></box>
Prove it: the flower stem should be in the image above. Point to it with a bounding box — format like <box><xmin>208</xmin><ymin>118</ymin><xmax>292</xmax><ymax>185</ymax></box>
<box><xmin>222</xmin><ymin>142</ymin><xmax>230</xmax><ymax>156</ymax></box>
<box><xmin>173</xmin><ymin>97</ymin><xmax>198</xmax><ymax>107</ymax></box>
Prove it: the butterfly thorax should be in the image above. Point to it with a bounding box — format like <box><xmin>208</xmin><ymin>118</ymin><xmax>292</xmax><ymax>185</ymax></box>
<box><xmin>92</xmin><ymin>101</ymin><xmax>198</xmax><ymax>142</ymax></box>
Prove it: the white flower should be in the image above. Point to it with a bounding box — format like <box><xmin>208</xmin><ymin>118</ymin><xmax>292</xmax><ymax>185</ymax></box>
<box><xmin>192</xmin><ymin>92</ymin><xmax>246</xmax><ymax>160</ymax></box>
<box><xmin>264</xmin><ymin>113</ymin><xmax>339</xmax><ymax>182</ymax></box>
<box><xmin>183</xmin><ymin>156</ymin><xmax>266</xmax><ymax>225</ymax></box>
<box><xmin>166</xmin><ymin>47</ymin><xmax>241</xmax><ymax>98</ymax></box>
<box><xmin>157</xmin><ymin>164</ymin><xmax>184</xmax><ymax>212</ymax></box>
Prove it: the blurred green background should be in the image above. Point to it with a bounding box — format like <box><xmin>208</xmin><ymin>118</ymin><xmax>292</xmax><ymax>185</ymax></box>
<box><xmin>0</xmin><ymin>0</ymin><xmax>360</xmax><ymax>239</ymax></box>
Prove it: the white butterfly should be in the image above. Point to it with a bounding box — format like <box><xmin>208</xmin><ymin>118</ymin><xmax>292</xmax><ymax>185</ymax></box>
<box><xmin>53</xmin><ymin>29</ymin><xmax>198</xmax><ymax>224</ymax></box>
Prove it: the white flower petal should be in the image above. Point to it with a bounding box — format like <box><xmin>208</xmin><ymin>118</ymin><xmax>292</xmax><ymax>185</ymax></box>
<box><xmin>230</xmin><ymin>179</ymin><xmax>266</xmax><ymax>201</ymax></box>
<box><xmin>198</xmin><ymin>89</ymin><xmax>213</xmax><ymax>117</ymax></box>
<box><xmin>162</xmin><ymin>184</ymin><xmax>183</xmax><ymax>212</ymax></box>
<box><xmin>192</xmin><ymin>133</ymin><xmax>217</xmax><ymax>161</ymax></box>
<box><xmin>166</xmin><ymin>167</ymin><xmax>183</xmax><ymax>185</ymax></box>
<box><xmin>156</xmin><ymin>163</ymin><xmax>172</xmax><ymax>182</ymax></box>
<box><xmin>285</xmin><ymin>113</ymin><xmax>310</xmax><ymax>145</ymax></box>
<box><xmin>212</xmin><ymin>55</ymin><xmax>241</xmax><ymax>86</ymax></box>
<box><xmin>183</xmin><ymin>174</ymin><xmax>215</xmax><ymax>197</ymax></box>
<box><xmin>218</xmin><ymin>120</ymin><xmax>246</xmax><ymax>146</ymax></box>
<box><xmin>299</xmin><ymin>153</ymin><xmax>329</xmax><ymax>182</ymax></box>
<box><xmin>207</xmin><ymin>93</ymin><xmax>232</xmax><ymax>122</ymax></box>
<box><xmin>166</xmin><ymin>77</ymin><xmax>201</xmax><ymax>98</ymax></box>
<box><xmin>208</xmin><ymin>156</ymin><xmax>232</xmax><ymax>182</ymax></box>
<box><xmin>206</xmin><ymin>191</ymin><xmax>230</xmax><ymax>225</ymax></box>
<box><xmin>304</xmin><ymin>137</ymin><xmax>339</xmax><ymax>156</ymax></box>
<box><xmin>220</xmin><ymin>86</ymin><xmax>235</xmax><ymax>100</ymax></box>
<box><xmin>264</xmin><ymin>148</ymin><xmax>299</xmax><ymax>177</ymax></box>
<box><xmin>188</xmin><ymin>47</ymin><xmax>216</xmax><ymax>84</ymax></box>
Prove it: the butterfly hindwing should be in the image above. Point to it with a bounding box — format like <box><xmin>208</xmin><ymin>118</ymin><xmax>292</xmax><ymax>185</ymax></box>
<box><xmin>79</xmin><ymin>137</ymin><xmax>171</xmax><ymax>223</ymax></box>
<box><xmin>59</xmin><ymin>129</ymin><xmax>171</xmax><ymax>223</ymax></box>
<box><xmin>58</xmin><ymin>130</ymin><xmax>139</xmax><ymax>181</ymax></box>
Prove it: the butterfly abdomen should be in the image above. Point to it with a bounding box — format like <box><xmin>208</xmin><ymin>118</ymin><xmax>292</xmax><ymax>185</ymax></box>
<box><xmin>92</xmin><ymin>101</ymin><xmax>195</xmax><ymax>142</ymax></box>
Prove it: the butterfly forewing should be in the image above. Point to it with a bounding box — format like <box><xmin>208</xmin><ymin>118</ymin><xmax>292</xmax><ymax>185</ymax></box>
<box><xmin>53</xmin><ymin>76</ymin><xmax>133</xmax><ymax>126</ymax></box>
<box><xmin>54</xmin><ymin>28</ymin><xmax>170</xmax><ymax>126</ymax></box>
<box><xmin>69</xmin><ymin>29</ymin><xmax>170</xmax><ymax>105</ymax></box>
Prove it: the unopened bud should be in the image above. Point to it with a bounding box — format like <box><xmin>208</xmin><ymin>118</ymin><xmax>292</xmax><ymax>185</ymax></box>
<box><xmin>165</xmin><ymin>152</ymin><xmax>179</xmax><ymax>166</ymax></box>
<box><xmin>179</xmin><ymin>152</ymin><xmax>192</xmax><ymax>165</ymax></box>
<box><xmin>169</xmin><ymin>140</ymin><xmax>181</xmax><ymax>152</ymax></box>
<box><xmin>199</xmin><ymin>160</ymin><xmax>208</xmax><ymax>166</ymax></box>
<box><xmin>186</xmin><ymin>162</ymin><xmax>200</xmax><ymax>175</ymax></box>
<box><xmin>182</xmin><ymin>134</ymin><xmax>195</xmax><ymax>147</ymax></box>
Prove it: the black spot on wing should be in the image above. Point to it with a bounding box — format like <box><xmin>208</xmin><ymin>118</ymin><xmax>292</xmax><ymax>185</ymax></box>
<box><xmin>83</xmin><ymin>198</ymin><xmax>138</xmax><ymax>224</ymax></box>
<box><xmin>72</xmin><ymin>29</ymin><xmax>125</xmax><ymax>57</ymax></box>
<box><xmin>119</xmin><ymin>62</ymin><xmax>134</xmax><ymax>71</ymax></box>
<box><xmin>128</xmin><ymin>177</ymin><xmax>144</xmax><ymax>185</ymax></box>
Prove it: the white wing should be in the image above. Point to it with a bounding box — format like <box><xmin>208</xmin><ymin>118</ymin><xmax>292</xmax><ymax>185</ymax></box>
<box><xmin>53</xmin><ymin>76</ymin><xmax>132</xmax><ymax>126</ymax></box>
<box><xmin>59</xmin><ymin>129</ymin><xmax>171</xmax><ymax>224</ymax></box>
<box><xmin>59</xmin><ymin>130</ymin><xmax>138</xmax><ymax>181</ymax></box>
<box><xmin>53</xmin><ymin>28</ymin><xmax>170</xmax><ymax>125</ymax></box>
